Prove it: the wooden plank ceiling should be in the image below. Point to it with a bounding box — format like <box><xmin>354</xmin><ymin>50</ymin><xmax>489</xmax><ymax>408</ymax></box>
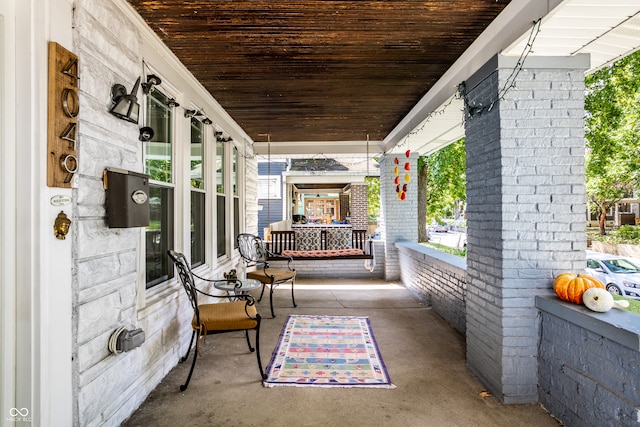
<box><xmin>127</xmin><ymin>0</ymin><xmax>511</xmax><ymax>144</ymax></box>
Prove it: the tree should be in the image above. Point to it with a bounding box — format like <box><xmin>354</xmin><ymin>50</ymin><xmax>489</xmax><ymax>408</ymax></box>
<box><xmin>365</xmin><ymin>176</ymin><xmax>380</xmax><ymax>221</ymax></box>
<box><xmin>418</xmin><ymin>138</ymin><xmax>466</xmax><ymax>242</ymax></box>
<box><xmin>585</xmin><ymin>50</ymin><xmax>640</xmax><ymax>235</ymax></box>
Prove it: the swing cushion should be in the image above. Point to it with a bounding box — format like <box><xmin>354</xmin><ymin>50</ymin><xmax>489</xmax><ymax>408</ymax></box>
<box><xmin>281</xmin><ymin>248</ymin><xmax>364</xmax><ymax>258</ymax></box>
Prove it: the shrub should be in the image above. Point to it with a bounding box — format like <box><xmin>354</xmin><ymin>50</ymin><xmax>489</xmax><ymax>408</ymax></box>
<box><xmin>594</xmin><ymin>225</ymin><xmax>640</xmax><ymax>244</ymax></box>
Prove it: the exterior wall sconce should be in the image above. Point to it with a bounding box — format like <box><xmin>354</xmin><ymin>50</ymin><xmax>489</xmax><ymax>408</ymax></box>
<box><xmin>166</xmin><ymin>98</ymin><xmax>180</xmax><ymax>108</ymax></box>
<box><xmin>139</xmin><ymin>126</ymin><xmax>154</xmax><ymax>142</ymax></box>
<box><xmin>185</xmin><ymin>109</ymin><xmax>212</xmax><ymax>124</ymax></box>
<box><xmin>109</xmin><ymin>77</ymin><xmax>141</xmax><ymax>124</ymax></box>
<box><xmin>141</xmin><ymin>74</ymin><xmax>161</xmax><ymax>94</ymax></box>
<box><xmin>184</xmin><ymin>108</ymin><xmax>203</xmax><ymax>118</ymax></box>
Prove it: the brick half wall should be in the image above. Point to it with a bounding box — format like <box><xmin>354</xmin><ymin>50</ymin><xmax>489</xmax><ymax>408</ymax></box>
<box><xmin>397</xmin><ymin>242</ymin><xmax>467</xmax><ymax>335</ymax></box>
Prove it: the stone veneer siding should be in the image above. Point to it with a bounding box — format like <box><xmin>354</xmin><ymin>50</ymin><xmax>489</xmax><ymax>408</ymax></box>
<box><xmin>379</xmin><ymin>153</ymin><xmax>418</xmax><ymax>280</ymax></box>
<box><xmin>71</xmin><ymin>1</ymin><xmax>250</xmax><ymax>425</ymax></box>
<box><xmin>396</xmin><ymin>242</ymin><xmax>466</xmax><ymax>334</ymax></box>
<box><xmin>463</xmin><ymin>54</ymin><xmax>589</xmax><ymax>404</ymax></box>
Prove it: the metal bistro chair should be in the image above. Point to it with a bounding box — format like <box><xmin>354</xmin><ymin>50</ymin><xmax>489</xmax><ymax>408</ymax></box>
<box><xmin>237</xmin><ymin>233</ymin><xmax>297</xmax><ymax>318</ymax></box>
<box><xmin>168</xmin><ymin>250</ymin><xmax>266</xmax><ymax>391</ymax></box>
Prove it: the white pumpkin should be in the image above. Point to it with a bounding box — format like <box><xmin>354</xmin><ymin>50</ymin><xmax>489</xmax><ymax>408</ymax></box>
<box><xmin>583</xmin><ymin>288</ymin><xmax>630</xmax><ymax>312</ymax></box>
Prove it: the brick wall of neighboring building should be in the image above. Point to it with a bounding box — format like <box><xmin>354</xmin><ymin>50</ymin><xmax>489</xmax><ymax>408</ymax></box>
<box><xmin>349</xmin><ymin>183</ymin><xmax>369</xmax><ymax>230</ymax></box>
<box><xmin>339</xmin><ymin>194</ymin><xmax>349</xmax><ymax>221</ymax></box>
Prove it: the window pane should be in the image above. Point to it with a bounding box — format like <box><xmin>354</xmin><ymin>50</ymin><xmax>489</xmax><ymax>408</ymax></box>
<box><xmin>216</xmin><ymin>140</ymin><xmax>225</xmax><ymax>193</ymax></box>
<box><xmin>145</xmin><ymin>90</ymin><xmax>173</xmax><ymax>183</ymax></box>
<box><xmin>233</xmin><ymin>146</ymin><xmax>238</xmax><ymax>196</ymax></box>
<box><xmin>146</xmin><ymin>185</ymin><xmax>174</xmax><ymax>288</ymax></box>
<box><xmin>234</xmin><ymin>196</ymin><xmax>239</xmax><ymax>249</ymax></box>
<box><xmin>191</xmin><ymin>191</ymin><xmax>205</xmax><ymax>267</ymax></box>
<box><xmin>217</xmin><ymin>194</ymin><xmax>226</xmax><ymax>257</ymax></box>
<box><xmin>190</xmin><ymin>118</ymin><xmax>204</xmax><ymax>189</ymax></box>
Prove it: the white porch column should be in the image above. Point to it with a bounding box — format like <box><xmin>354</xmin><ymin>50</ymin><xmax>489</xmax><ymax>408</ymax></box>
<box><xmin>378</xmin><ymin>152</ymin><xmax>418</xmax><ymax>280</ymax></box>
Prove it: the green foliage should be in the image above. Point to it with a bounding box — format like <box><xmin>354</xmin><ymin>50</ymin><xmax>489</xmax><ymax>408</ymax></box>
<box><xmin>421</xmin><ymin>241</ymin><xmax>466</xmax><ymax>258</ymax></box>
<box><xmin>585</xmin><ymin>50</ymin><xmax>640</xmax><ymax>233</ymax></box>
<box><xmin>365</xmin><ymin>176</ymin><xmax>380</xmax><ymax>221</ymax></box>
<box><xmin>146</xmin><ymin>159</ymin><xmax>172</xmax><ymax>183</ymax></box>
<box><xmin>613</xmin><ymin>294</ymin><xmax>640</xmax><ymax>315</ymax></box>
<box><xmin>593</xmin><ymin>225</ymin><xmax>640</xmax><ymax>244</ymax></box>
<box><xmin>421</xmin><ymin>138</ymin><xmax>466</xmax><ymax>220</ymax></box>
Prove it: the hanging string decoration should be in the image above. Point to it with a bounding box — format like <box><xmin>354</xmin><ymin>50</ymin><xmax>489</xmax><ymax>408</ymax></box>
<box><xmin>393</xmin><ymin>149</ymin><xmax>411</xmax><ymax>201</ymax></box>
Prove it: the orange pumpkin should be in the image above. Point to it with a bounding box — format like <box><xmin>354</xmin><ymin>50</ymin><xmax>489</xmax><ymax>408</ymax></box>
<box><xmin>554</xmin><ymin>273</ymin><xmax>605</xmax><ymax>305</ymax></box>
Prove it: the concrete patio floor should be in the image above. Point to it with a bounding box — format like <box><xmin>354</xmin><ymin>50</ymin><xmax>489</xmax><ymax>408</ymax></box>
<box><xmin>122</xmin><ymin>278</ymin><xmax>560</xmax><ymax>427</ymax></box>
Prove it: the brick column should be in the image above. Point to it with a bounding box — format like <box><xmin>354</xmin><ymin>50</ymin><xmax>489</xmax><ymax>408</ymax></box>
<box><xmin>349</xmin><ymin>183</ymin><xmax>368</xmax><ymax>230</ymax></box>
<box><xmin>339</xmin><ymin>193</ymin><xmax>349</xmax><ymax>221</ymax></box>
<box><xmin>464</xmin><ymin>54</ymin><xmax>589</xmax><ymax>403</ymax></box>
<box><xmin>379</xmin><ymin>152</ymin><xmax>418</xmax><ymax>280</ymax></box>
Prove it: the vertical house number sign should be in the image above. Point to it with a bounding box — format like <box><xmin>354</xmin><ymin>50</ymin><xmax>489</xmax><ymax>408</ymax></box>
<box><xmin>47</xmin><ymin>42</ymin><xmax>79</xmax><ymax>188</ymax></box>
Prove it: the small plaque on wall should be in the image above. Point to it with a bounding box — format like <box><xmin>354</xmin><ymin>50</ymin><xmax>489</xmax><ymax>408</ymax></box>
<box><xmin>47</xmin><ymin>42</ymin><xmax>79</xmax><ymax>188</ymax></box>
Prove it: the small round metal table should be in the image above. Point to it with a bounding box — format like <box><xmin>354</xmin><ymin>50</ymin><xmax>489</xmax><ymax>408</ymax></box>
<box><xmin>213</xmin><ymin>278</ymin><xmax>261</xmax><ymax>296</ymax></box>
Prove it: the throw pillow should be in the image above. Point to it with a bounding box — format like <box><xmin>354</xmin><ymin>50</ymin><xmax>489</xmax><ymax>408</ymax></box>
<box><xmin>295</xmin><ymin>229</ymin><xmax>321</xmax><ymax>251</ymax></box>
<box><xmin>326</xmin><ymin>229</ymin><xmax>352</xmax><ymax>250</ymax></box>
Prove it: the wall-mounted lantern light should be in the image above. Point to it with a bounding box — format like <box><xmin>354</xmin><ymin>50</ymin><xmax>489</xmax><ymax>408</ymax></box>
<box><xmin>109</xmin><ymin>77</ymin><xmax>141</xmax><ymax>124</ymax></box>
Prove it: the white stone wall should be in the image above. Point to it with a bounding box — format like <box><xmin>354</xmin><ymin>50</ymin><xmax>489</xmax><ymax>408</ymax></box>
<box><xmin>464</xmin><ymin>54</ymin><xmax>589</xmax><ymax>404</ymax></box>
<box><xmin>71</xmin><ymin>1</ymin><xmax>249</xmax><ymax>425</ymax></box>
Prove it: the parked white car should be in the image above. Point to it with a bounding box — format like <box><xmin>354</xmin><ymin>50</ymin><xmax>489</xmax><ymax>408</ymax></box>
<box><xmin>585</xmin><ymin>253</ymin><xmax>640</xmax><ymax>299</ymax></box>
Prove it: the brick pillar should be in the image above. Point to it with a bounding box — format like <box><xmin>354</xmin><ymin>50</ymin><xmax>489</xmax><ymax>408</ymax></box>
<box><xmin>464</xmin><ymin>54</ymin><xmax>589</xmax><ymax>404</ymax></box>
<box><xmin>349</xmin><ymin>183</ymin><xmax>368</xmax><ymax>230</ymax></box>
<box><xmin>379</xmin><ymin>152</ymin><xmax>418</xmax><ymax>280</ymax></box>
<box><xmin>339</xmin><ymin>193</ymin><xmax>349</xmax><ymax>221</ymax></box>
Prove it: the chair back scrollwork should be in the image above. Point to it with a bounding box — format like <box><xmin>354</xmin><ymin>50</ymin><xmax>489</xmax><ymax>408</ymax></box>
<box><xmin>237</xmin><ymin>233</ymin><xmax>269</xmax><ymax>267</ymax></box>
<box><xmin>168</xmin><ymin>250</ymin><xmax>200</xmax><ymax>322</ymax></box>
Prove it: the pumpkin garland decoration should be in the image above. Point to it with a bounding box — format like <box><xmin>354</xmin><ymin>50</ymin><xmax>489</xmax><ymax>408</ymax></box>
<box><xmin>554</xmin><ymin>272</ymin><xmax>605</xmax><ymax>305</ymax></box>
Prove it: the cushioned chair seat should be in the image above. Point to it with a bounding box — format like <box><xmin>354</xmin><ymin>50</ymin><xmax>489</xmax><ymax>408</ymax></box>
<box><xmin>246</xmin><ymin>269</ymin><xmax>296</xmax><ymax>283</ymax></box>
<box><xmin>237</xmin><ymin>233</ymin><xmax>297</xmax><ymax>318</ymax></box>
<box><xmin>193</xmin><ymin>301</ymin><xmax>259</xmax><ymax>331</ymax></box>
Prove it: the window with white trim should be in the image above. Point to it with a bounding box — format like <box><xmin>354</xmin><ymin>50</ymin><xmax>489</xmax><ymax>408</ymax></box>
<box><xmin>145</xmin><ymin>89</ymin><xmax>175</xmax><ymax>288</ymax></box>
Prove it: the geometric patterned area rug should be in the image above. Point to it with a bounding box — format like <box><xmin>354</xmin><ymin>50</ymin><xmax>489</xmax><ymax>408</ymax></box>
<box><xmin>263</xmin><ymin>315</ymin><xmax>395</xmax><ymax>388</ymax></box>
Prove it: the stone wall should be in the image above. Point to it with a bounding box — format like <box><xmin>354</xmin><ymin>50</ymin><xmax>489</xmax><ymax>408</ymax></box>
<box><xmin>396</xmin><ymin>242</ymin><xmax>467</xmax><ymax>334</ymax></box>
<box><xmin>537</xmin><ymin>296</ymin><xmax>640</xmax><ymax>426</ymax></box>
<box><xmin>72</xmin><ymin>1</ymin><xmax>247</xmax><ymax>425</ymax></box>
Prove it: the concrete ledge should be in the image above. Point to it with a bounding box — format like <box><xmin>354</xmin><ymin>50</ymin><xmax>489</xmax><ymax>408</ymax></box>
<box><xmin>536</xmin><ymin>295</ymin><xmax>640</xmax><ymax>351</ymax></box>
<box><xmin>394</xmin><ymin>241</ymin><xmax>467</xmax><ymax>270</ymax></box>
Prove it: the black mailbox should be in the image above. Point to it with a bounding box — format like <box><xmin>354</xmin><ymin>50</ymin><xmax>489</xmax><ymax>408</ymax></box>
<box><xmin>105</xmin><ymin>168</ymin><xmax>150</xmax><ymax>228</ymax></box>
